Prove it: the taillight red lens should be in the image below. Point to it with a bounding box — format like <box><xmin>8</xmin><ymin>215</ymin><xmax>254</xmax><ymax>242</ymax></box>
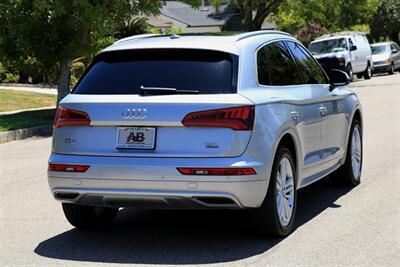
<box><xmin>53</xmin><ymin>107</ymin><xmax>90</xmax><ymax>128</ymax></box>
<box><xmin>182</xmin><ymin>106</ymin><xmax>255</xmax><ymax>131</ymax></box>
<box><xmin>177</xmin><ymin>167</ymin><xmax>256</xmax><ymax>175</ymax></box>
<box><xmin>48</xmin><ymin>164</ymin><xmax>89</xmax><ymax>172</ymax></box>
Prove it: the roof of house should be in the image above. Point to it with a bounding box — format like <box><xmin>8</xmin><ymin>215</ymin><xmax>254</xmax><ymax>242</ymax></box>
<box><xmin>160</xmin><ymin>1</ymin><xmax>229</xmax><ymax>27</ymax></box>
<box><xmin>147</xmin><ymin>16</ymin><xmax>174</xmax><ymax>28</ymax></box>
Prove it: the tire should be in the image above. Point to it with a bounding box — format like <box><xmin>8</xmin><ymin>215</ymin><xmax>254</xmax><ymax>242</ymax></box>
<box><xmin>252</xmin><ymin>147</ymin><xmax>297</xmax><ymax>237</ymax></box>
<box><xmin>62</xmin><ymin>203</ymin><xmax>119</xmax><ymax>229</ymax></box>
<box><xmin>356</xmin><ymin>73</ymin><xmax>363</xmax><ymax>79</ymax></box>
<box><xmin>363</xmin><ymin>64</ymin><xmax>372</xmax><ymax>79</ymax></box>
<box><xmin>330</xmin><ymin>119</ymin><xmax>362</xmax><ymax>187</ymax></box>
<box><xmin>347</xmin><ymin>64</ymin><xmax>354</xmax><ymax>82</ymax></box>
<box><xmin>389</xmin><ymin>63</ymin><xmax>394</xmax><ymax>75</ymax></box>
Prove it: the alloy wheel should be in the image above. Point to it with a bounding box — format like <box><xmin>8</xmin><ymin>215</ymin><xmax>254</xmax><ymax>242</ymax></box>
<box><xmin>276</xmin><ymin>157</ymin><xmax>295</xmax><ymax>227</ymax></box>
<box><xmin>351</xmin><ymin>126</ymin><xmax>362</xmax><ymax>179</ymax></box>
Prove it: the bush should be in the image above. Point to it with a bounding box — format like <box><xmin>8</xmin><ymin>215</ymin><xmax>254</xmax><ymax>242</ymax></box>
<box><xmin>0</xmin><ymin>62</ymin><xmax>20</xmax><ymax>83</ymax></box>
<box><xmin>0</xmin><ymin>63</ymin><xmax>5</xmax><ymax>82</ymax></box>
<box><xmin>294</xmin><ymin>22</ymin><xmax>328</xmax><ymax>46</ymax></box>
<box><xmin>114</xmin><ymin>17</ymin><xmax>149</xmax><ymax>39</ymax></box>
<box><xmin>70</xmin><ymin>61</ymin><xmax>86</xmax><ymax>88</ymax></box>
<box><xmin>3</xmin><ymin>73</ymin><xmax>20</xmax><ymax>83</ymax></box>
<box><xmin>149</xmin><ymin>26</ymin><xmax>183</xmax><ymax>35</ymax></box>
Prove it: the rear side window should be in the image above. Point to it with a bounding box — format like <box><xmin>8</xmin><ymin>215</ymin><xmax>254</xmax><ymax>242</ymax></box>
<box><xmin>262</xmin><ymin>41</ymin><xmax>302</xmax><ymax>86</ymax></box>
<box><xmin>257</xmin><ymin>47</ymin><xmax>270</xmax><ymax>85</ymax></box>
<box><xmin>73</xmin><ymin>49</ymin><xmax>238</xmax><ymax>95</ymax></box>
<box><xmin>391</xmin><ymin>43</ymin><xmax>400</xmax><ymax>51</ymax></box>
<box><xmin>286</xmin><ymin>41</ymin><xmax>328</xmax><ymax>84</ymax></box>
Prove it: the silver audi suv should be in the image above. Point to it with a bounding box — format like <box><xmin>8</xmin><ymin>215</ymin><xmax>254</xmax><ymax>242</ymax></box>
<box><xmin>48</xmin><ymin>31</ymin><xmax>363</xmax><ymax>237</ymax></box>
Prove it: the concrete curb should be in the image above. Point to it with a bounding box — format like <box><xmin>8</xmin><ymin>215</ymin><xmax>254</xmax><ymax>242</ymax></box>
<box><xmin>0</xmin><ymin>83</ymin><xmax>56</xmax><ymax>89</ymax></box>
<box><xmin>0</xmin><ymin>106</ymin><xmax>56</xmax><ymax>116</ymax></box>
<box><xmin>0</xmin><ymin>125</ymin><xmax>53</xmax><ymax>143</ymax></box>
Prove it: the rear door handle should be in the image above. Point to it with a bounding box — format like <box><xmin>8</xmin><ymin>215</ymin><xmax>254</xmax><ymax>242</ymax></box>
<box><xmin>319</xmin><ymin>106</ymin><xmax>327</xmax><ymax>116</ymax></box>
<box><xmin>291</xmin><ymin>111</ymin><xmax>299</xmax><ymax>121</ymax></box>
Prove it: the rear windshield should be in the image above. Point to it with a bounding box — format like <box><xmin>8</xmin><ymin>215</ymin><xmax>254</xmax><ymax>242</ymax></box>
<box><xmin>73</xmin><ymin>49</ymin><xmax>238</xmax><ymax>95</ymax></box>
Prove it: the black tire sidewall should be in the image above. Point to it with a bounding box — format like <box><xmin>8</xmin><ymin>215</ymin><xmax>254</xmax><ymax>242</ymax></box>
<box><xmin>389</xmin><ymin>63</ymin><xmax>394</xmax><ymax>74</ymax></box>
<box><xmin>346</xmin><ymin>120</ymin><xmax>363</xmax><ymax>185</ymax></box>
<box><xmin>262</xmin><ymin>147</ymin><xmax>298</xmax><ymax>236</ymax></box>
<box><xmin>347</xmin><ymin>65</ymin><xmax>353</xmax><ymax>82</ymax></box>
<box><xmin>364</xmin><ymin>65</ymin><xmax>371</xmax><ymax>79</ymax></box>
<box><xmin>62</xmin><ymin>203</ymin><xmax>118</xmax><ymax>229</ymax></box>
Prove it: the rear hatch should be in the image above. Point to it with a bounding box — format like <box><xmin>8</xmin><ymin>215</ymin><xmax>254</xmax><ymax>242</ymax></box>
<box><xmin>53</xmin><ymin>49</ymin><xmax>254</xmax><ymax>158</ymax></box>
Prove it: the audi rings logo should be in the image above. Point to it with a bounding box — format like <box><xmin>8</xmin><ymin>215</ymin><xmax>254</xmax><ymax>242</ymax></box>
<box><xmin>121</xmin><ymin>108</ymin><xmax>147</xmax><ymax>119</ymax></box>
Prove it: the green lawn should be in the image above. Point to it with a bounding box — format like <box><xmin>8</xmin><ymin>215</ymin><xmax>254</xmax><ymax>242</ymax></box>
<box><xmin>0</xmin><ymin>89</ymin><xmax>56</xmax><ymax>112</ymax></box>
<box><xmin>0</xmin><ymin>108</ymin><xmax>56</xmax><ymax>132</ymax></box>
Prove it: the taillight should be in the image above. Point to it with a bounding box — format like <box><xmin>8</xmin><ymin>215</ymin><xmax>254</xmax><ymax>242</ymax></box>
<box><xmin>182</xmin><ymin>106</ymin><xmax>255</xmax><ymax>131</ymax></box>
<box><xmin>177</xmin><ymin>167</ymin><xmax>256</xmax><ymax>175</ymax></box>
<box><xmin>48</xmin><ymin>163</ymin><xmax>89</xmax><ymax>172</ymax></box>
<box><xmin>53</xmin><ymin>107</ymin><xmax>91</xmax><ymax>128</ymax></box>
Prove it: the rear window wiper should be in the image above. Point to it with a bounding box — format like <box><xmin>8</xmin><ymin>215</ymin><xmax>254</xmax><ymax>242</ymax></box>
<box><xmin>139</xmin><ymin>86</ymin><xmax>199</xmax><ymax>95</ymax></box>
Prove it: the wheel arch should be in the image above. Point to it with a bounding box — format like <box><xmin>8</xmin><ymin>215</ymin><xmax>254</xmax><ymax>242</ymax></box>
<box><xmin>342</xmin><ymin>106</ymin><xmax>363</xmax><ymax>164</ymax></box>
<box><xmin>260</xmin><ymin>127</ymin><xmax>301</xmax><ymax>207</ymax></box>
<box><xmin>277</xmin><ymin>133</ymin><xmax>298</xmax><ymax>172</ymax></box>
<box><xmin>270</xmin><ymin>128</ymin><xmax>302</xmax><ymax>181</ymax></box>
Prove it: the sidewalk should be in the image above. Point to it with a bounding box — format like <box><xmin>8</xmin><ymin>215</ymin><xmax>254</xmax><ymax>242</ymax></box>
<box><xmin>0</xmin><ymin>83</ymin><xmax>57</xmax><ymax>95</ymax></box>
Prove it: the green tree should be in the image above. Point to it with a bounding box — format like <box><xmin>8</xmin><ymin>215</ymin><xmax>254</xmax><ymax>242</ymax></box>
<box><xmin>273</xmin><ymin>0</ymin><xmax>378</xmax><ymax>34</ymax></box>
<box><xmin>0</xmin><ymin>1</ymin><xmax>166</xmax><ymax>102</ymax></box>
<box><xmin>113</xmin><ymin>17</ymin><xmax>149</xmax><ymax>40</ymax></box>
<box><xmin>225</xmin><ymin>0</ymin><xmax>284</xmax><ymax>31</ymax></box>
<box><xmin>370</xmin><ymin>0</ymin><xmax>400</xmax><ymax>43</ymax></box>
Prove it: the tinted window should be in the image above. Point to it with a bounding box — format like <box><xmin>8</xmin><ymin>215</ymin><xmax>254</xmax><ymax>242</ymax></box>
<box><xmin>73</xmin><ymin>49</ymin><xmax>238</xmax><ymax>95</ymax></box>
<box><xmin>265</xmin><ymin>41</ymin><xmax>302</xmax><ymax>86</ymax></box>
<box><xmin>286</xmin><ymin>41</ymin><xmax>328</xmax><ymax>84</ymax></box>
<box><xmin>257</xmin><ymin>47</ymin><xmax>270</xmax><ymax>85</ymax></box>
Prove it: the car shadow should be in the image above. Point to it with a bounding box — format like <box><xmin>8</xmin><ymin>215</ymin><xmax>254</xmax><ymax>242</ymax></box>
<box><xmin>34</xmin><ymin>178</ymin><xmax>352</xmax><ymax>265</ymax></box>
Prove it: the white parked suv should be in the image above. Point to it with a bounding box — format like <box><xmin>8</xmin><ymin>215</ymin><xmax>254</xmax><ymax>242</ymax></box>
<box><xmin>309</xmin><ymin>32</ymin><xmax>373</xmax><ymax>81</ymax></box>
<box><xmin>48</xmin><ymin>31</ymin><xmax>363</xmax><ymax>237</ymax></box>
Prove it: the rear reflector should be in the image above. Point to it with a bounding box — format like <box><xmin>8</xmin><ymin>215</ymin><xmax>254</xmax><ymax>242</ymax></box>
<box><xmin>182</xmin><ymin>106</ymin><xmax>254</xmax><ymax>131</ymax></box>
<box><xmin>53</xmin><ymin>107</ymin><xmax>91</xmax><ymax>128</ymax></box>
<box><xmin>48</xmin><ymin>164</ymin><xmax>89</xmax><ymax>172</ymax></box>
<box><xmin>177</xmin><ymin>167</ymin><xmax>256</xmax><ymax>175</ymax></box>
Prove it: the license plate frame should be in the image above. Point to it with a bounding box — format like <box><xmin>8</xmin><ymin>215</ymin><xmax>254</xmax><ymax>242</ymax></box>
<box><xmin>116</xmin><ymin>126</ymin><xmax>156</xmax><ymax>150</ymax></box>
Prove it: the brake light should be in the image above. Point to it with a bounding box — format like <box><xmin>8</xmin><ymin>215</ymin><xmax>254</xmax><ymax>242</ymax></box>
<box><xmin>48</xmin><ymin>163</ymin><xmax>89</xmax><ymax>172</ymax></box>
<box><xmin>182</xmin><ymin>106</ymin><xmax>255</xmax><ymax>131</ymax></box>
<box><xmin>53</xmin><ymin>107</ymin><xmax>90</xmax><ymax>128</ymax></box>
<box><xmin>177</xmin><ymin>167</ymin><xmax>256</xmax><ymax>175</ymax></box>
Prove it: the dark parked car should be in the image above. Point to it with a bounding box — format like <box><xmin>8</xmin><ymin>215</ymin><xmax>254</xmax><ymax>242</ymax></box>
<box><xmin>371</xmin><ymin>42</ymin><xmax>400</xmax><ymax>75</ymax></box>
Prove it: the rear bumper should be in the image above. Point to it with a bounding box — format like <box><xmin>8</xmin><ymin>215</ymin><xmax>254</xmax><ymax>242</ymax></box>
<box><xmin>48</xmin><ymin>153</ymin><xmax>268</xmax><ymax>208</ymax></box>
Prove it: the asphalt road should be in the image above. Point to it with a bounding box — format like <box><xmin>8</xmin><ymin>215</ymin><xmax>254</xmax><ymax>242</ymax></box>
<box><xmin>1</xmin><ymin>73</ymin><xmax>399</xmax><ymax>266</ymax></box>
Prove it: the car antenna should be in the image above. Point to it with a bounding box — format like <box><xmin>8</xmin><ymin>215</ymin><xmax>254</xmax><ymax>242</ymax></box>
<box><xmin>170</xmin><ymin>32</ymin><xmax>181</xmax><ymax>39</ymax></box>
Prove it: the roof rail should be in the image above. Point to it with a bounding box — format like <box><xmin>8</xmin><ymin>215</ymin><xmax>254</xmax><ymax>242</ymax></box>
<box><xmin>114</xmin><ymin>33</ymin><xmax>161</xmax><ymax>45</ymax></box>
<box><xmin>316</xmin><ymin>31</ymin><xmax>367</xmax><ymax>40</ymax></box>
<box><xmin>234</xmin><ymin>30</ymin><xmax>291</xmax><ymax>41</ymax></box>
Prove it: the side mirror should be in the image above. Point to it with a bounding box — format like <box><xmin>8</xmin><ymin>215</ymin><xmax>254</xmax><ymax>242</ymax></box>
<box><xmin>329</xmin><ymin>69</ymin><xmax>350</xmax><ymax>90</ymax></box>
<box><xmin>392</xmin><ymin>49</ymin><xmax>398</xmax><ymax>54</ymax></box>
<box><xmin>350</xmin><ymin>45</ymin><xmax>358</xmax><ymax>51</ymax></box>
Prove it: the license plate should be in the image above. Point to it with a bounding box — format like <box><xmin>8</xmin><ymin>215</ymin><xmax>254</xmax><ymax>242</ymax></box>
<box><xmin>116</xmin><ymin>127</ymin><xmax>156</xmax><ymax>149</ymax></box>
